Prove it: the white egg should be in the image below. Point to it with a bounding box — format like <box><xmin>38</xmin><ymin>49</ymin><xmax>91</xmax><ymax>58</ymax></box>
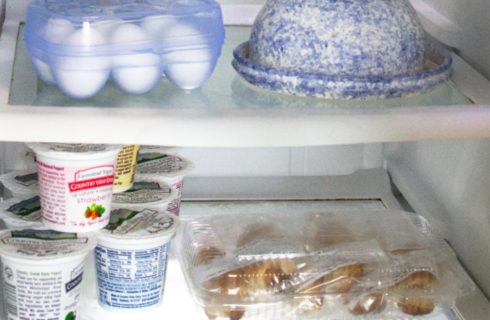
<box><xmin>32</xmin><ymin>58</ymin><xmax>55</xmax><ymax>84</ymax></box>
<box><xmin>55</xmin><ymin>70</ymin><xmax>110</xmax><ymax>99</ymax></box>
<box><xmin>164</xmin><ymin>48</ymin><xmax>213</xmax><ymax>90</ymax></box>
<box><xmin>110</xmin><ymin>24</ymin><xmax>161</xmax><ymax>94</ymax></box>
<box><xmin>53</xmin><ymin>25</ymin><xmax>111</xmax><ymax>99</ymax></box>
<box><xmin>92</xmin><ymin>19</ymin><xmax>123</xmax><ymax>39</ymax></box>
<box><xmin>141</xmin><ymin>15</ymin><xmax>177</xmax><ymax>38</ymax></box>
<box><xmin>43</xmin><ymin>18</ymin><xmax>75</xmax><ymax>43</ymax></box>
<box><xmin>160</xmin><ymin>23</ymin><xmax>214</xmax><ymax>89</ymax></box>
<box><xmin>64</xmin><ymin>23</ymin><xmax>107</xmax><ymax>47</ymax></box>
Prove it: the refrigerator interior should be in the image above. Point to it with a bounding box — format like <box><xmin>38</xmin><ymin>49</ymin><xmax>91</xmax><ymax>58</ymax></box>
<box><xmin>0</xmin><ymin>0</ymin><xmax>489</xmax><ymax>319</ymax></box>
<box><xmin>0</xmin><ymin>141</ymin><xmax>489</xmax><ymax>319</ymax></box>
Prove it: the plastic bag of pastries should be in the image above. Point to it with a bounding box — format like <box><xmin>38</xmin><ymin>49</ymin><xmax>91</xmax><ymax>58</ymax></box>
<box><xmin>177</xmin><ymin>210</ymin><xmax>475</xmax><ymax>320</ymax></box>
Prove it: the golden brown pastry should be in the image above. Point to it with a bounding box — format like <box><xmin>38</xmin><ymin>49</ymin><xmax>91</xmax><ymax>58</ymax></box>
<box><xmin>388</xmin><ymin>270</ymin><xmax>437</xmax><ymax>316</ymax></box>
<box><xmin>315</xmin><ymin>263</ymin><xmax>364</xmax><ymax>294</ymax></box>
<box><xmin>204</xmin><ymin>305</ymin><xmax>246</xmax><ymax>320</ymax></box>
<box><xmin>349</xmin><ymin>292</ymin><xmax>386</xmax><ymax>315</ymax></box>
<box><xmin>205</xmin><ymin>258</ymin><xmax>298</xmax><ymax>300</ymax></box>
<box><xmin>392</xmin><ymin>270</ymin><xmax>437</xmax><ymax>290</ymax></box>
<box><xmin>236</xmin><ymin>223</ymin><xmax>282</xmax><ymax>247</ymax></box>
<box><xmin>195</xmin><ymin>246</ymin><xmax>226</xmax><ymax>265</ymax></box>
<box><xmin>397</xmin><ymin>296</ymin><xmax>435</xmax><ymax>315</ymax></box>
<box><xmin>294</xmin><ymin>263</ymin><xmax>364</xmax><ymax>312</ymax></box>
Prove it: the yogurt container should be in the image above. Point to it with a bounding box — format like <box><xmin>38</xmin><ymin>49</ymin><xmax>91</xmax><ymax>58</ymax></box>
<box><xmin>23</xmin><ymin>0</ymin><xmax>225</xmax><ymax>99</ymax></box>
<box><xmin>0</xmin><ymin>169</ymin><xmax>39</xmax><ymax>197</ymax></box>
<box><xmin>0</xmin><ymin>195</ymin><xmax>44</xmax><ymax>228</ymax></box>
<box><xmin>112</xmin><ymin>179</ymin><xmax>177</xmax><ymax>211</ymax></box>
<box><xmin>27</xmin><ymin>143</ymin><xmax>122</xmax><ymax>233</ymax></box>
<box><xmin>95</xmin><ymin>208</ymin><xmax>178</xmax><ymax>311</ymax></box>
<box><xmin>135</xmin><ymin>153</ymin><xmax>193</xmax><ymax>215</ymax></box>
<box><xmin>139</xmin><ymin>145</ymin><xmax>179</xmax><ymax>155</ymax></box>
<box><xmin>0</xmin><ymin>228</ymin><xmax>94</xmax><ymax>320</ymax></box>
<box><xmin>113</xmin><ymin>145</ymin><xmax>140</xmax><ymax>193</ymax></box>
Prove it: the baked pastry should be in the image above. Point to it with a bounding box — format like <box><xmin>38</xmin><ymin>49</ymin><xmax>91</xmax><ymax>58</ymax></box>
<box><xmin>204</xmin><ymin>305</ymin><xmax>246</xmax><ymax>320</ymax></box>
<box><xmin>349</xmin><ymin>292</ymin><xmax>386</xmax><ymax>315</ymax></box>
<box><xmin>397</xmin><ymin>296</ymin><xmax>435</xmax><ymax>315</ymax></box>
<box><xmin>205</xmin><ymin>258</ymin><xmax>298</xmax><ymax>299</ymax></box>
<box><xmin>390</xmin><ymin>270</ymin><xmax>437</xmax><ymax>315</ymax></box>
<box><xmin>392</xmin><ymin>270</ymin><xmax>437</xmax><ymax>290</ymax></box>
<box><xmin>317</xmin><ymin>263</ymin><xmax>364</xmax><ymax>294</ymax></box>
<box><xmin>294</xmin><ymin>263</ymin><xmax>364</xmax><ymax>312</ymax></box>
<box><xmin>195</xmin><ymin>246</ymin><xmax>226</xmax><ymax>265</ymax></box>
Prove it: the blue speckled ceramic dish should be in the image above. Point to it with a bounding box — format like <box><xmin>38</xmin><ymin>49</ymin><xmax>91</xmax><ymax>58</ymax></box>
<box><xmin>233</xmin><ymin>41</ymin><xmax>452</xmax><ymax>99</ymax></box>
<box><xmin>233</xmin><ymin>0</ymin><xmax>452</xmax><ymax>99</ymax></box>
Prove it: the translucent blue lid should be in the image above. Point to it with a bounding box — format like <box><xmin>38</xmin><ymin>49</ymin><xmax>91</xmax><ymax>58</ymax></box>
<box><xmin>23</xmin><ymin>0</ymin><xmax>225</xmax><ymax>98</ymax></box>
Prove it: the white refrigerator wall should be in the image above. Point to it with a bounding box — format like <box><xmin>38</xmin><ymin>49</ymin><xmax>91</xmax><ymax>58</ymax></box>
<box><xmin>0</xmin><ymin>142</ymin><xmax>383</xmax><ymax>177</ymax></box>
<box><xmin>423</xmin><ymin>0</ymin><xmax>490</xmax><ymax>79</ymax></box>
<box><xmin>386</xmin><ymin>139</ymin><xmax>490</xmax><ymax>297</ymax></box>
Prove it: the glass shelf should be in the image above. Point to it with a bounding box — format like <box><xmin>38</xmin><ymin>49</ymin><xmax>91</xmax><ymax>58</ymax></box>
<box><xmin>1</xmin><ymin>25</ymin><xmax>489</xmax><ymax>146</ymax></box>
<box><xmin>9</xmin><ymin>26</ymin><xmax>470</xmax><ymax>109</ymax></box>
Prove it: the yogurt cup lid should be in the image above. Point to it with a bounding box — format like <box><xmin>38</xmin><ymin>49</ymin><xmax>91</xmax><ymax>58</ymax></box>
<box><xmin>112</xmin><ymin>179</ymin><xmax>177</xmax><ymax>206</ymax></box>
<box><xmin>0</xmin><ymin>170</ymin><xmax>39</xmax><ymax>196</ymax></box>
<box><xmin>139</xmin><ymin>145</ymin><xmax>180</xmax><ymax>155</ymax></box>
<box><xmin>0</xmin><ymin>228</ymin><xmax>94</xmax><ymax>261</ymax></box>
<box><xmin>136</xmin><ymin>153</ymin><xmax>193</xmax><ymax>178</ymax></box>
<box><xmin>98</xmin><ymin>208</ymin><xmax>178</xmax><ymax>241</ymax></box>
<box><xmin>0</xmin><ymin>195</ymin><xmax>43</xmax><ymax>228</ymax></box>
<box><xmin>27</xmin><ymin>143</ymin><xmax>122</xmax><ymax>160</ymax></box>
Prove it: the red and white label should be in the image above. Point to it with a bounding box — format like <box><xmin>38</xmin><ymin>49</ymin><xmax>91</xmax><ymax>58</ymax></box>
<box><xmin>37</xmin><ymin>160</ymin><xmax>115</xmax><ymax>231</ymax></box>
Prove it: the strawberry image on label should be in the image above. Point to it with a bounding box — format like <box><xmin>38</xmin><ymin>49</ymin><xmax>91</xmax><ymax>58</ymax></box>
<box><xmin>84</xmin><ymin>203</ymin><xmax>105</xmax><ymax>220</ymax></box>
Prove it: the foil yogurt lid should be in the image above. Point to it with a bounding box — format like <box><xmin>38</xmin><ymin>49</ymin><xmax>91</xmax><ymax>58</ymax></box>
<box><xmin>136</xmin><ymin>153</ymin><xmax>193</xmax><ymax>178</ymax></box>
<box><xmin>27</xmin><ymin>143</ymin><xmax>122</xmax><ymax>160</ymax></box>
<box><xmin>98</xmin><ymin>208</ymin><xmax>178</xmax><ymax>242</ymax></box>
<box><xmin>0</xmin><ymin>228</ymin><xmax>94</xmax><ymax>261</ymax></box>
<box><xmin>0</xmin><ymin>170</ymin><xmax>39</xmax><ymax>196</ymax></box>
<box><xmin>112</xmin><ymin>180</ymin><xmax>177</xmax><ymax>206</ymax></box>
<box><xmin>0</xmin><ymin>195</ymin><xmax>43</xmax><ymax>228</ymax></box>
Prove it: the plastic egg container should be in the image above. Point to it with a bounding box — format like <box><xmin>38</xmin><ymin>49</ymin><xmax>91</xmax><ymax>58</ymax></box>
<box><xmin>24</xmin><ymin>0</ymin><xmax>225</xmax><ymax>99</ymax></box>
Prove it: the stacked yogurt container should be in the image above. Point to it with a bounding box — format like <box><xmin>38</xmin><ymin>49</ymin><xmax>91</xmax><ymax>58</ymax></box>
<box><xmin>0</xmin><ymin>143</ymin><xmax>187</xmax><ymax>319</ymax></box>
<box><xmin>23</xmin><ymin>0</ymin><xmax>225</xmax><ymax>99</ymax></box>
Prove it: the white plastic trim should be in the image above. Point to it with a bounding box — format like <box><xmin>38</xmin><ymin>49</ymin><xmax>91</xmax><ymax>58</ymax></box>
<box><xmin>410</xmin><ymin>0</ymin><xmax>462</xmax><ymax>49</ymax></box>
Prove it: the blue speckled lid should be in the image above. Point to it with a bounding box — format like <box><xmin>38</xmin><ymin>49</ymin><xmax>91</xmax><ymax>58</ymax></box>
<box><xmin>250</xmin><ymin>0</ymin><xmax>427</xmax><ymax>77</ymax></box>
<box><xmin>233</xmin><ymin>0</ymin><xmax>452</xmax><ymax>99</ymax></box>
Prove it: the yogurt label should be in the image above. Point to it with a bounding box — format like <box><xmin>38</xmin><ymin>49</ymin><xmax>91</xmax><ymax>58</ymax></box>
<box><xmin>3</xmin><ymin>260</ymin><xmax>84</xmax><ymax>320</ymax></box>
<box><xmin>112</xmin><ymin>181</ymin><xmax>172</xmax><ymax>204</ymax></box>
<box><xmin>37</xmin><ymin>160</ymin><xmax>114</xmax><ymax>230</ymax></box>
<box><xmin>95</xmin><ymin>242</ymin><xmax>170</xmax><ymax>309</ymax></box>
<box><xmin>113</xmin><ymin>145</ymin><xmax>139</xmax><ymax>193</ymax></box>
<box><xmin>166</xmin><ymin>179</ymin><xmax>184</xmax><ymax>215</ymax></box>
<box><xmin>0</xmin><ymin>229</ymin><xmax>92</xmax><ymax>320</ymax></box>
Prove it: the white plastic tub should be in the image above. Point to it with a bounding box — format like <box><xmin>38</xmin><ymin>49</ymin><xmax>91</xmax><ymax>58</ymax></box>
<box><xmin>0</xmin><ymin>228</ymin><xmax>94</xmax><ymax>320</ymax></box>
<box><xmin>0</xmin><ymin>169</ymin><xmax>39</xmax><ymax>197</ymax></box>
<box><xmin>95</xmin><ymin>208</ymin><xmax>178</xmax><ymax>311</ymax></box>
<box><xmin>135</xmin><ymin>153</ymin><xmax>193</xmax><ymax>215</ymax></box>
<box><xmin>0</xmin><ymin>194</ymin><xmax>43</xmax><ymax>228</ymax></box>
<box><xmin>111</xmin><ymin>179</ymin><xmax>177</xmax><ymax>211</ymax></box>
<box><xmin>28</xmin><ymin>143</ymin><xmax>121</xmax><ymax>232</ymax></box>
